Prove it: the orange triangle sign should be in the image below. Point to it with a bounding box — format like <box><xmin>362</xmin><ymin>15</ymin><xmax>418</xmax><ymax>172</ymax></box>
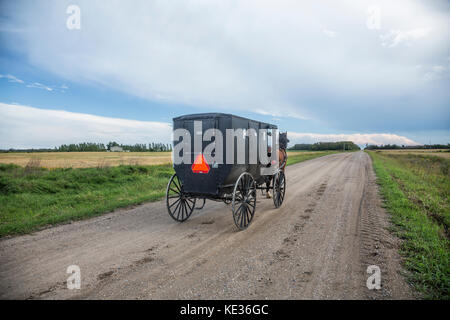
<box><xmin>192</xmin><ymin>153</ymin><xmax>210</xmax><ymax>173</ymax></box>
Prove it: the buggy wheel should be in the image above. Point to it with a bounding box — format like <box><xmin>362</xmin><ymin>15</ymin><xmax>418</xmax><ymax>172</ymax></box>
<box><xmin>166</xmin><ymin>173</ymin><xmax>196</xmax><ymax>222</ymax></box>
<box><xmin>195</xmin><ymin>198</ymin><xmax>206</xmax><ymax>210</ymax></box>
<box><xmin>232</xmin><ymin>172</ymin><xmax>257</xmax><ymax>230</ymax></box>
<box><xmin>273</xmin><ymin>170</ymin><xmax>286</xmax><ymax>208</ymax></box>
<box><xmin>223</xmin><ymin>196</ymin><xmax>232</xmax><ymax>205</ymax></box>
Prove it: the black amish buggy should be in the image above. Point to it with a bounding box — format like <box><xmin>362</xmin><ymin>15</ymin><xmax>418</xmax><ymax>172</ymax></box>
<box><xmin>166</xmin><ymin>113</ymin><xmax>287</xmax><ymax>230</ymax></box>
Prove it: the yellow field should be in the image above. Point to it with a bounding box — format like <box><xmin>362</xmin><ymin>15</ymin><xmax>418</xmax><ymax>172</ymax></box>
<box><xmin>0</xmin><ymin>150</ymin><xmax>320</xmax><ymax>168</ymax></box>
<box><xmin>374</xmin><ymin>149</ymin><xmax>450</xmax><ymax>159</ymax></box>
<box><xmin>0</xmin><ymin>152</ymin><xmax>172</xmax><ymax>168</ymax></box>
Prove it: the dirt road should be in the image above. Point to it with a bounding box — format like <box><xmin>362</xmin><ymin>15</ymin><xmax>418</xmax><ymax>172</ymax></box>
<box><xmin>0</xmin><ymin>151</ymin><xmax>415</xmax><ymax>299</ymax></box>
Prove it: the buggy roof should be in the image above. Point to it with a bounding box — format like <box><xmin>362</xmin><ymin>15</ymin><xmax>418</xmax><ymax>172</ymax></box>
<box><xmin>173</xmin><ymin>113</ymin><xmax>277</xmax><ymax>129</ymax></box>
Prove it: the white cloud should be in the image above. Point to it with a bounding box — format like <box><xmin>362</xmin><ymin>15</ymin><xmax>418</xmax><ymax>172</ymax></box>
<box><xmin>0</xmin><ymin>103</ymin><xmax>172</xmax><ymax>149</ymax></box>
<box><xmin>288</xmin><ymin>132</ymin><xmax>420</xmax><ymax>146</ymax></box>
<box><xmin>2</xmin><ymin>0</ymin><xmax>448</xmax><ymax>125</ymax></box>
<box><xmin>0</xmin><ymin>74</ymin><xmax>24</xmax><ymax>84</ymax></box>
<box><xmin>26</xmin><ymin>82</ymin><xmax>53</xmax><ymax>91</ymax></box>
<box><xmin>0</xmin><ymin>74</ymin><xmax>69</xmax><ymax>92</ymax></box>
<box><xmin>380</xmin><ymin>27</ymin><xmax>431</xmax><ymax>47</ymax></box>
<box><xmin>424</xmin><ymin>65</ymin><xmax>448</xmax><ymax>81</ymax></box>
<box><xmin>322</xmin><ymin>28</ymin><xmax>337</xmax><ymax>38</ymax></box>
<box><xmin>254</xmin><ymin>108</ymin><xmax>309</xmax><ymax>120</ymax></box>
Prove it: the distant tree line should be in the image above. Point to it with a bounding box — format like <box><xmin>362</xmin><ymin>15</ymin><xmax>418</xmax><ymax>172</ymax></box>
<box><xmin>106</xmin><ymin>142</ymin><xmax>172</xmax><ymax>152</ymax></box>
<box><xmin>0</xmin><ymin>148</ymin><xmax>57</xmax><ymax>153</ymax></box>
<box><xmin>289</xmin><ymin>141</ymin><xmax>360</xmax><ymax>151</ymax></box>
<box><xmin>58</xmin><ymin>142</ymin><xmax>107</xmax><ymax>152</ymax></box>
<box><xmin>0</xmin><ymin>142</ymin><xmax>172</xmax><ymax>153</ymax></box>
<box><xmin>364</xmin><ymin>144</ymin><xmax>450</xmax><ymax>150</ymax></box>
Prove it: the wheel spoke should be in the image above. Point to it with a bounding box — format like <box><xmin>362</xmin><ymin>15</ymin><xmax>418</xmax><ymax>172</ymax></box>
<box><xmin>172</xmin><ymin>178</ymin><xmax>181</xmax><ymax>192</ymax></box>
<box><xmin>185</xmin><ymin>199</ymin><xmax>193</xmax><ymax>212</ymax></box>
<box><xmin>183</xmin><ymin>200</ymin><xmax>188</xmax><ymax>219</ymax></box>
<box><xmin>175</xmin><ymin>200</ymin><xmax>182</xmax><ymax>220</ymax></box>
<box><xmin>184</xmin><ymin>201</ymin><xmax>189</xmax><ymax>219</ymax></box>
<box><xmin>240</xmin><ymin>205</ymin><xmax>245</xmax><ymax>227</ymax></box>
<box><xmin>169</xmin><ymin>197</ymin><xmax>181</xmax><ymax>208</ymax></box>
<box><xmin>180</xmin><ymin>200</ymin><xmax>186</xmax><ymax>221</ymax></box>
<box><xmin>237</xmin><ymin>205</ymin><xmax>242</xmax><ymax>226</ymax></box>
<box><xmin>235</xmin><ymin>205</ymin><xmax>242</xmax><ymax>220</ymax></box>
<box><xmin>175</xmin><ymin>198</ymin><xmax>183</xmax><ymax>214</ymax></box>
<box><xmin>245</xmin><ymin>205</ymin><xmax>251</xmax><ymax>223</ymax></box>
<box><xmin>243</xmin><ymin>205</ymin><xmax>248</xmax><ymax>226</ymax></box>
<box><xmin>182</xmin><ymin>200</ymin><xmax>187</xmax><ymax>221</ymax></box>
<box><xmin>177</xmin><ymin>201</ymin><xmax>182</xmax><ymax>220</ymax></box>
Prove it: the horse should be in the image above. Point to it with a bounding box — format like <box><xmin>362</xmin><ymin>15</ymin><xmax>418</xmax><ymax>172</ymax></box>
<box><xmin>265</xmin><ymin>132</ymin><xmax>289</xmax><ymax>198</ymax></box>
<box><xmin>278</xmin><ymin>131</ymin><xmax>289</xmax><ymax>171</ymax></box>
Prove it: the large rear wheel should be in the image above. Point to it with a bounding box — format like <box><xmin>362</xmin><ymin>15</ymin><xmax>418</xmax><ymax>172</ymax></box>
<box><xmin>273</xmin><ymin>170</ymin><xmax>286</xmax><ymax>208</ymax></box>
<box><xmin>232</xmin><ymin>172</ymin><xmax>257</xmax><ymax>230</ymax></box>
<box><xmin>166</xmin><ymin>173</ymin><xmax>196</xmax><ymax>222</ymax></box>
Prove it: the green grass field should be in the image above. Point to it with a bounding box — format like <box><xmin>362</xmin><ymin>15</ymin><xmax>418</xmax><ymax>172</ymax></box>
<box><xmin>0</xmin><ymin>151</ymin><xmax>339</xmax><ymax>238</ymax></box>
<box><xmin>0</xmin><ymin>163</ymin><xmax>174</xmax><ymax>237</ymax></box>
<box><xmin>368</xmin><ymin>151</ymin><xmax>449</xmax><ymax>299</ymax></box>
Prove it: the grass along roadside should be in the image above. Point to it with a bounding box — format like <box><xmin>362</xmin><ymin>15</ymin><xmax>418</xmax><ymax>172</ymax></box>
<box><xmin>0</xmin><ymin>163</ymin><xmax>174</xmax><ymax>237</ymax></box>
<box><xmin>0</xmin><ymin>151</ymin><xmax>344</xmax><ymax>238</ymax></box>
<box><xmin>367</xmin><ymin>151</ymin><xmax>449</xmax><ymax>299</ymax></box>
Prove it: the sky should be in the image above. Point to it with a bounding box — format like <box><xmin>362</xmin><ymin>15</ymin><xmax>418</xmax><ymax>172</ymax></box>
<box><xmin>0</xmin><ymin>0</ymin><xmax>449</xmax><ymax>149</ymax></box>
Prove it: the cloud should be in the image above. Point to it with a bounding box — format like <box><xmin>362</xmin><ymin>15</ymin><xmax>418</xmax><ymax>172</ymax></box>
<box><xmin>423</xmin><ymin>65</ymin><xmax>448</xmax><ymax>81</ymax></box>
<box><xmin>1</xmin><ymin>0</ymin><xmax>449</xmax><ymax>132</ymax></box>
<box><xmin>380</xmin><ymin>27</ymin><xmax>431</xmax><ymax>47</ymax></box>
<box><xmin>254</xmin><ymin>108</ymin><xmax>309</xmax><ymax>120</ymax></box>
<box><xmin>26</xmin><ymin>82</ymin><xmax>53</xmax><ymax>91</ymax></box>
<box><xmin>0</xmin><ymin>103</ymin><xmax>172</xmax><ymax>149</ymax></box>
<box><xmin>322</xmin><ymin>28</ymin><xmax>337</xmax><ymax>38</ymax></box>
<box><xmin>0</xmin><ymin>73</ymin><xmax>68</xmax><ymax>92</ymax></box>
<box><xmin>288</xmin><ymin>132</ymin><xmax>420</xmax><ymax>146</ymax></box>
<box><xmin>0</xmin><ymin>74</ymin><xmax>24</xmax><ymax>84</ymax></box>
